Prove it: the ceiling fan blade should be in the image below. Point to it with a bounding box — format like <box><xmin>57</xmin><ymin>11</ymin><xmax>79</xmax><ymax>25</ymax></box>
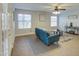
<box><xmin>59</xmin><ymin>9</ymin><xmax>66</xmax><ymax>10</ymax></box>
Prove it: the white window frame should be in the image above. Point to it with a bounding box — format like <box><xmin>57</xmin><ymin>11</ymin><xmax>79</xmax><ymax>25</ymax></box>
<box><xmin>50</xmin><ymin>16</ymin><xmax>57</xmax><ymax>27</ymax></box>
<box><xmin>17</xmin><ymin>14</ymin><xmax>31</xmax><ymax>29</ymax></box>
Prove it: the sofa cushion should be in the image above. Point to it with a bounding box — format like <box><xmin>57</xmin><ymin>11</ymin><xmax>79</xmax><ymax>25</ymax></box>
<box><xmin>35</xmin><ymin>28</ymin><xmax>60</xmax><ymax>46</ymax></box>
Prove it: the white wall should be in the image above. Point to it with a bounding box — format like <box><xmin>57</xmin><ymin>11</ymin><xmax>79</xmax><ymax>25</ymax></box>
<box><xmin>59</xmin><ymin>15</ymin><xmax>67</xmax><ymax>31</ymax></box>
<box><xmin>8</xmin><ymin>4</ymin><xmax>15</xmax><ymax>56</ymax></box>
<box><xmin>0</xmin><ymin>4</ymin><xmax>2</xmax><ymax>56</ymax></box>
<box><xmin>15</xmin><ymin>9</ymin><xmax>58</xmax><ymax>36</ymax></box>
<box><xmin>2</xmin><ymin>3</ymin><xmax>15</xmax><ymax>56</ymax></box>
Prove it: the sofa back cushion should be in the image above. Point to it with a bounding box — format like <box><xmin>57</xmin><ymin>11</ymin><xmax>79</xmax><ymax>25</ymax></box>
<box><xmin>35</xmin><ymin>28</ymin><xmax>49</xmax><ymax>39</ymax></box>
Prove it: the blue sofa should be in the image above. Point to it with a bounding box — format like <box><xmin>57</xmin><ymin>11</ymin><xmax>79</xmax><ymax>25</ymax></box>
<box><xmin>35</xmin><ymin>28</ymin><xmax>60</xmax><ymax>46</ymax></box>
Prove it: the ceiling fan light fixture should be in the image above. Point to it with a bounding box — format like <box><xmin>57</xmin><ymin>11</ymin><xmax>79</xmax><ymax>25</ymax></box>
<box><xmin>52</xmin><ymin>11</ymin><xmax>60</xmax><ymax>15</ymax></box>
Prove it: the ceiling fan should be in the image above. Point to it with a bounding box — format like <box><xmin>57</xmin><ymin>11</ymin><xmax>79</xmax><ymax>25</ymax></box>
<box><xmin>52</xmin><ymin>5</ymin><xmax>67</xmax><ymax>15</ymax></box>
<box><xmin>43</xmin><ymin>3</ymin><xmax>71</xmax><ymax>11</ymax></box>
<box><xmin>54</xmin><ymin>6</ymin><xmax>66</xmax><ymax>11</ymax></box>
<box><xmin>50</xmin><ymin>4</ymin><xmax>70</xmax><ymax>14</ymax></box>
<box><xmin>42</xmin><ymin>3</ymin><xmax>71</xmax><ymax>15</ymax></box>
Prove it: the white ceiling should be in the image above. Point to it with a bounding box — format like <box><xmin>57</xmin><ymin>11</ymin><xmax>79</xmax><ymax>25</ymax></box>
<box><xmin>13</xmin><ymin>3</ymin><xmax>79</xmax><ymax>15</ymax></box>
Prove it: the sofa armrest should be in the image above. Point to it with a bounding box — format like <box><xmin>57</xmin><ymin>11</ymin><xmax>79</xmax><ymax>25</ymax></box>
<box><xmin>48</xmin><ymin>35</ymin><xmax>55</xmax><ymax>39</ymax></box>
<box><xmin>48</xmin><ymin>35</ymin><xmax>60</xmax><ymax>42</ymax></box>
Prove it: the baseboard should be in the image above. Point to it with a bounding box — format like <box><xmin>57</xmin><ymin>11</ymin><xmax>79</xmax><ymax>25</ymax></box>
<box><xmin>15</xmin><ymin>32</ymin><xmax>35</xmax><ymax>37</ymax></box>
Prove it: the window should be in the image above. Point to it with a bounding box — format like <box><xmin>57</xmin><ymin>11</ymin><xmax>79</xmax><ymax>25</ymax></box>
<box><xmin>18</xmin><ymin>14</ymin><xmax>31</xmax><ymax>29</ymax></box>
<box><xmin>51</xmin><ymin>16</ymin><xmax>57</xmax><ymax>26</ymax></box>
